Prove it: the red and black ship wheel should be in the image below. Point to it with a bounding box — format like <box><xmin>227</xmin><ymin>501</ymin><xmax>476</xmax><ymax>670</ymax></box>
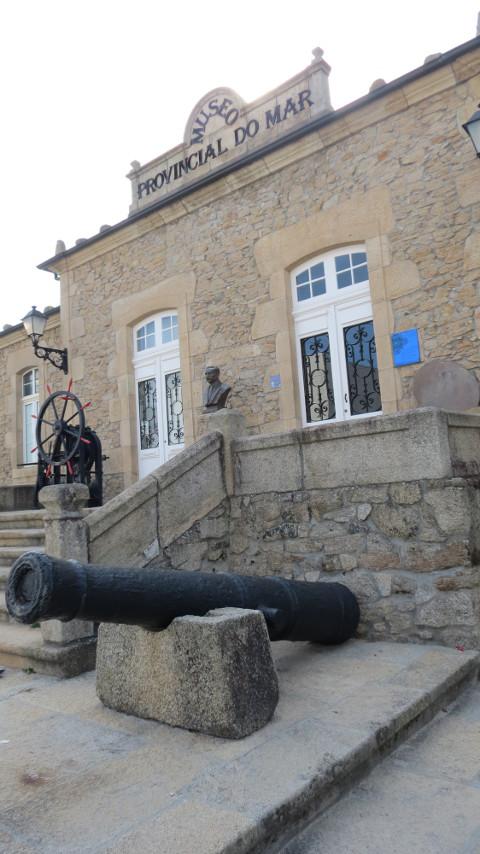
<box><xmin>32</xmin><ymin>380</ymin><xmax>92</xmax><ymax>482</ymax></box>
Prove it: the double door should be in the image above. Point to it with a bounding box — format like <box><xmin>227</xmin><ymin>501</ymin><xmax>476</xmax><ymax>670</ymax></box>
<box><xmin>295</xmin><ymin>295</ymin><xmax>382</xmax><ymax>425</ymax></box>
<box><xmin>135</xmin><ymin>352</ymin><xmax>184</xmax><ymax>478</ymax></box>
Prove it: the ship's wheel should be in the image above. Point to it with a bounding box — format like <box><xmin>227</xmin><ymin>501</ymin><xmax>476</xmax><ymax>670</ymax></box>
<box><xmin>33</xmin><ymin>380</ymin><xmax>92</xmax><ymax>478</ymax></box>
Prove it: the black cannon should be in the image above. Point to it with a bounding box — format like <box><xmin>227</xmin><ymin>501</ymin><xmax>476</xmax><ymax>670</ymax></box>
<box><xmin>6</xmin><ymin>552</ymin><xmax>360</xmax><ymax>644</ymax></box>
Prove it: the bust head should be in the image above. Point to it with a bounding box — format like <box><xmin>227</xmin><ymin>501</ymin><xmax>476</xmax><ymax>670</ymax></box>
<box><xmin>203</xmin><ymin>366</ymin><xmax>231</xmax><ymax>410</ymax></box>
<box><xmin>205</xmin><ymin>366</ymin><xmax>220</xmax><ymax>385</ymax></box>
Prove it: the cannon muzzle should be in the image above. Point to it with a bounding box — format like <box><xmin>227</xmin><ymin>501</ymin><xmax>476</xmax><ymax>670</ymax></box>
<box><xmin>6</xmin><ymin>552</ymin><xmax>360</xmax><ymax>644</ymax></box>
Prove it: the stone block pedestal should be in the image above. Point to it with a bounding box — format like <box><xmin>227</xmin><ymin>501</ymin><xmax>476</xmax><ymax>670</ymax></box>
<box><xmin>96</xmin><ymin>607</ymin><xmax>279</xmax><ymax>738</ymax></box>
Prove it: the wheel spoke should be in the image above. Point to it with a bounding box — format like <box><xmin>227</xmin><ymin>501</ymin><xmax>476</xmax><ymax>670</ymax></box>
<box><xmin>60</xmin><ymin>392</ymin><xmax>73</xmax><ymax>421</ymax></box>
<box><xmin>49</xmin><ymin>396</ymin><xmax>61</xmax><ymax>421</ymax></box>
<box><xmin>64</xmin><ymin>401</ymin><xmax>91</xmax><ymax>426</ymax></box>
<box><xmin>35</xmin><ymin>429</ymin><xmax>56</xmax><ymax>453</ymax></box>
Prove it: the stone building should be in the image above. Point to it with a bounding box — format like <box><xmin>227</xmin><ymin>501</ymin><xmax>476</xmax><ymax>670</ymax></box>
<box><xmin>1</xmin><ymin>35</ymin><xmax>480</xmax><ymax>669</ymax></box>
<box><xmin>2</xmin><ymin>36</ymin><xmax>479</xmax><ymax>497</ymax></box>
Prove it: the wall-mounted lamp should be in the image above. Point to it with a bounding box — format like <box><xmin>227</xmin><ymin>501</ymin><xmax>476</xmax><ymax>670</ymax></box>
<box><xmin>21</xmin><ymin>306</ymin><xmax>68</xmax><ymax>374</ymax></box>
<box><xmin>463</xmin><ymin>104</ymin><xmax>480</xmax><ymax>157</ymax></box>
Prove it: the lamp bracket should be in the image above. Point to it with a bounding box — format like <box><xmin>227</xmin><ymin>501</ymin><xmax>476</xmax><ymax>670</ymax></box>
<box><xmin>33</xmin><ymin>342</ymin><xmax>69</xmax><ymax>374</ymax></box>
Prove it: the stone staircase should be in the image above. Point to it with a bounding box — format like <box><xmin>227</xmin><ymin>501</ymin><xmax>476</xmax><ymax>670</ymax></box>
<box><xmin>0</xmin><ymin>509</ymin><xmax>46</xmax><ymax>670</ymax></box>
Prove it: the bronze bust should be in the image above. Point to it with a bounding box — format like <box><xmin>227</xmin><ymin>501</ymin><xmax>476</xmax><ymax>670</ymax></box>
<box><xmin>203</xmin><ymin>366</ymin><xmax>231</xmax><ymax>411</ymax></box>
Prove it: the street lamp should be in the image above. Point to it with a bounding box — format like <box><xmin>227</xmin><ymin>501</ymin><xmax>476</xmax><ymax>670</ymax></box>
<box><xmin>22</xmin><ymin>306</ymin><xmax>68</xmax><ymax>374</ymax></box>
<box><xmin>463</xmin><ymin>104</ymin><xmax>480</xmax><ymax>157</ymax></box>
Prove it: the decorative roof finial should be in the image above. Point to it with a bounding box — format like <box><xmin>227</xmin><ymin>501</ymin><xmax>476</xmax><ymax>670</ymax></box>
<box><xmin>311</xmin><ymin>47</ymin><xmax>324</xmax><ymax>64</ymax></box>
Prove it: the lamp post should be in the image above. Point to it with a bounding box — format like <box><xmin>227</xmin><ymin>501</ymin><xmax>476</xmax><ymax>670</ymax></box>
<box><xmin>462</xmin><ymin>105</ymin><xmax>480</xmax><ymax>157</ymax></box>
<box><xmin>22</xmin><ymin>306</ymin><xmax>68</xmax><ymax>374</ymax></box>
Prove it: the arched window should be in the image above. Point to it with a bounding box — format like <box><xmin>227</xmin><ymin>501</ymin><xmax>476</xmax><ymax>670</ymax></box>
<box><xmin>133</xmin><ymin>312</ymin><xmax>183</xmax><ymax>478</ymax></box>
<box><xmin>135</xmin><ymin>313</ymin><xmax>179</xmax><ymax>353</ymax></box>
<box><xmin>22</xmin><ymin>368</ymin><xmax>39</xmax><ymax>463</ymax></box>
<box><xmin>292</xmin><ymin>246</ymin><xmax>382</xmax><ymax>425</ymax></box>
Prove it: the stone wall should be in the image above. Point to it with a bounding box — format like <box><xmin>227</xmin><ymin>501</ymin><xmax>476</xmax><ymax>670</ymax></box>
<box><xmin>34</xmin><ymin>43</ymin><xmax>480</xmax><ymax>493</ymax></box>
<box><xmin>145</xmin><ymin>410</ymin><xmax>480</xmax><ymax>649</ymax></box>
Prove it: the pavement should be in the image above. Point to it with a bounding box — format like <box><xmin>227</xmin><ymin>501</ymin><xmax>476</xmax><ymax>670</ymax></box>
<box><xmin>0</xmin><ymin>640</ymin><xmax>479</xmax><ymax>854</ymax></box>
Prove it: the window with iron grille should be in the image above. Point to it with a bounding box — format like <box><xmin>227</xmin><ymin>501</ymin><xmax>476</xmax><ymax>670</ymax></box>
<box><xmin>292</xmin><ymin>247</ymin><xmax>382</xmax><ymax>425</ymax></box>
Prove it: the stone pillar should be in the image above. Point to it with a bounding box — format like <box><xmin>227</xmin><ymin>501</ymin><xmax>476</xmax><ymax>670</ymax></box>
<box><xmin>39</xmin><ymin>484</ymin><xmax>95</xmax><ymax>645</ymax></box>
<box><xmin>198</xmin><ymin>408</ymin><xmax>246</xmax><ymax>495</ymax></box>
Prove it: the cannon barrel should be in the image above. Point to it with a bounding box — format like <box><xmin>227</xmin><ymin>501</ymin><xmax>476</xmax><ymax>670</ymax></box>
<box><xmin>6</xmin><ymin>552</ymin><xmax>360</xmax><ymax>644</ymax></box>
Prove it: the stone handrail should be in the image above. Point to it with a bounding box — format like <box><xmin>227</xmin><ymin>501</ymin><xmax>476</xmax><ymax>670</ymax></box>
<box><xmin>85</xmin><ymin>431</ymin><xmax>226</xmax><ymax>566</ymax></box>
<box><xmin>232</xmin><ymin>408</ymin><xmax>480</xmax><ymax>495</ymax></box>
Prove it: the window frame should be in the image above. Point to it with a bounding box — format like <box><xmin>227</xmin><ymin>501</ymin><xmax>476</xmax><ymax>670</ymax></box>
<box><xmin>292</xmin><ymin>245</ymin><xmax>370</xmax><ymax>315</ymax></box>
<box><xmin>21</xmin><ymin>367</ymin><xmax>39</xmax><ymax>464</ymax></box>
<box><xmin>291</xmin><ymin>246</ymin><xmax>382</xmax><ymax>427</ymax></box>
<box><xmin>133</xmin><ymin>311</ymin><xmax>179</xmax><ymax>356</ymax></box>
<box><xmin>132</xmin><ymin>311</ymin><xmax>184</xmax><ymax>477</ymax></box>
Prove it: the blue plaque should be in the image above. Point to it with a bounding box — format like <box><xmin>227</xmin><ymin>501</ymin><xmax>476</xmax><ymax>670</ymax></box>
<box><xmin>391</xmin><ymin>329</ymin><xmax>421</xmax><ymax>367</ymax></box>
<box><xmin>270</xmin><ymin>374</ymin><xmax>281</xmax><ymax>389</ymax></box>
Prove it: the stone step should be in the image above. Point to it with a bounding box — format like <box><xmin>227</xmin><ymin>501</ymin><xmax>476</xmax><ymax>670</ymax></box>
<box><xmin>0</xmin><ymin>510</ymin><xmax>45</xmax><ymax>530</ymax></box>
<box><xmin>0</xmin><ymin>528</ymin><xmax>44</xmax><ymax>547</ymax></box>
<box><xmin>0</xmin><ymin>590</ymin><xmax>11</xmax><ymax>622</ymax></box>
<box><xmin>0</xmin><ymin>620</ymin><xmax>96</xmax><ymax>677</ymax></box>
<box><xmin>277</xmin><ymin>681</ymin><xmax>480</xmax><ymax>854</ymax></box>
<box><xmin>0</xmin><ymin>545</ymin><xmax>44</xmax><ymax>563</ymax></box>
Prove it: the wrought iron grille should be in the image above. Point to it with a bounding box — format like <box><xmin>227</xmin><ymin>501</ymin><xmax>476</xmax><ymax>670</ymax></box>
<box><xmin>165</xmin><ymin>371</ymin><xmax>184</xmax><ymax>445</ymax></box>
<box><xmin>301</xmin><ymin>333</ymin><xmax>335</xmax><ymax>422</ymax></box>
<box><xmin>343</xmin><ymin>321</ymin><xmax>382</xmax><ymax>415</ymax></box>
<box><xmin>138</xmin><ymin>378</ymin><xmax>159</xmax><ymax>450</ymax></box>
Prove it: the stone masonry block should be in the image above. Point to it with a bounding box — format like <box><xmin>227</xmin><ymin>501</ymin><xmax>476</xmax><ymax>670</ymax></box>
<box><xmin>424</xmin><ymin>486</ymin><xmax>471</xmax><ymax>536</ymax></box>
<box><xmin>87</xmin><ymin>475</ymin><xmax>158</xmax><ymax>566</ymax></box>
<box><xmin>96</xmin><ymin>608</ymin><xmax>279</xmax><ymax>739</ymax></box>
<box><xmin>154</xmin><ymin>432</ymin><xmax>226</xmax><ymax>546</ymax></box>
<box><xmin>234</xmin><ymin>433</ymin><xmax>302</xmax><ymax>494</ymax></box>
<box><xmin>417</xmin><ymin>591</ymin><xmax>478</xmax><ymax>628</ymax></box>
<box><xmin>301</xmin><ymin>410</ymin><xmax>453</xmax><ymax>489</ymax></box>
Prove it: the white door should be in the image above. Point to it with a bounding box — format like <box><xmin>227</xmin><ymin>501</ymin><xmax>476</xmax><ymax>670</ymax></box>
<box><xmin>133</xmin><ymin>313</ymin><xmax>184</xmax><ymax>478</ymax></box>
<box><xmin>292</xmin><ymin>247</ymin><xmax>382</xmax><ymax>425</ymax></box>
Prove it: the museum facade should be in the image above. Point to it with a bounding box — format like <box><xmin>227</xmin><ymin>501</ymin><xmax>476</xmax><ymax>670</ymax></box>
<box><xmin>1</xmin><ymin>36</ymin><xmax>479</xmax><ymax>501</ymax></box>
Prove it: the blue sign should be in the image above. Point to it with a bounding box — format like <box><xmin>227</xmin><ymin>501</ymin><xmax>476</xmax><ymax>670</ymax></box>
<box><xmin>391</xmin><ymin>329</ymin><xmax>421</xmax><ymax>367</ymax></box>
<box><xmin>270</xmin><ymin>374</ymin><xmax>281</xmax><ymax>389</ymax></box>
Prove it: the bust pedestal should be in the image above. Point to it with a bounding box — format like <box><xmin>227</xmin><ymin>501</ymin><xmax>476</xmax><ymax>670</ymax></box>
<box><xmin>198</xmin><ymin>408</ymin><xmax>246</xmax><ymax>495</ymax></box>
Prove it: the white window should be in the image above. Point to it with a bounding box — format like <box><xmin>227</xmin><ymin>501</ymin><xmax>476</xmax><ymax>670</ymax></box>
<box><xmin>133</xmin><ymin>312</ymin><xmax>184</xmax><ymax>478</ymax></box>
<box><xmin>292</xmin><ymin>246</ymin><xmax>382</xmax><ymax>425</ymax></box>
<box><xmin>22</xmin><ymin>368</ymin><xmax>39</xmax><ymax>463</ymax></box>
<box><xmin>136</xmin><ymin>320</ymin><xmax>156</xmax><ymax>352</ymax></box>
<box><xmin>135</xmin><ymin>313</ymin><xmax>179</xmax><ymax>354</ymax></box>
<box><xmin>160</xmin><ymin>314</ymin><xmax>178</xmax><ymax>344</ymax></box>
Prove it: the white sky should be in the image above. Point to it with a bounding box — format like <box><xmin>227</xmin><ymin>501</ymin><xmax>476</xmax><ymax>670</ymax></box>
<box><xmin>0</xmin><ymin>0</ymin><xmax>478</xmax><ymax>328</ymax></box>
